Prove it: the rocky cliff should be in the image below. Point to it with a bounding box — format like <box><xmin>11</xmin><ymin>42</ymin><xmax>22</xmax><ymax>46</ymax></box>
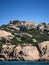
<box><xmin>0</xmin><ymin>41</ymin><xmax>49</xmax><ymax>61</ymax></box>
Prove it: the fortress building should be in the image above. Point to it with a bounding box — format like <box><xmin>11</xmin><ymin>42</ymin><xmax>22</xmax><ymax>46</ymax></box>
<box><xmin>10</xmin><ymin>20</ymin><xmax>36</xmax><ymax>29</ymax></box>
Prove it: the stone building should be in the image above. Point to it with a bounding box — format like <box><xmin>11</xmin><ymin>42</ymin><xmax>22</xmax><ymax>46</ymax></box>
<box><xmin>23</xmin><ymin>21</ymin><xmax>36</xmax><ymax>29</ymax></box>
<box><xmin>10</xmin><ymin>20</ymin><xmax>36</xmax><ymax>29</ymax></box>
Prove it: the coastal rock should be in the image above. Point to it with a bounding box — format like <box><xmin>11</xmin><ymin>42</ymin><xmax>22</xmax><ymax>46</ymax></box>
<box><xmin>14</xmin><ymin>45</ymin><xmax>22</xmax><ymax>60</ymax></box>
<box><xmin>22</xmin><ymin>45</ymin><xmax>40</xmax><ymax>61</ymax></box>
<box><xmin>2</xmin><ymin>45</ymin><xmax>15</xmax><ymax>53</ymax></box>
<box><xmin>0</xmin><ymin>53</ymin><xmax>5</xmax><ymax>61</ymax></box>
<box><xmin>0</xmin><ymin>58</ymin><xmax>5</xmax><ymax>61</ymax></box>
<box><xmin>14</xmin><ymin>44</ymin><xmax>40</xmax><ymax>61</ymax></box>
<box><xmin>2</xmin><ymin>45</ymin><xmax>16</xmax><ymax>60</ymax></box>
<box><xmin>38</xmin><ymin>41</ymin><xmax>49</xmax><ymax>61</ymax></box>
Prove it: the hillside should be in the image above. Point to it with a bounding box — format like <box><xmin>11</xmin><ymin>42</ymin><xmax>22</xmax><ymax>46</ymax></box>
<box><xmin>0</xmin><ymin>20</ymin><xmax>49</xmax><ymax>46</ymax></box>
<box><xmin>0</xmin><ymin>20</ymin><xmax>49</xmax><ymax>61</ymax></box>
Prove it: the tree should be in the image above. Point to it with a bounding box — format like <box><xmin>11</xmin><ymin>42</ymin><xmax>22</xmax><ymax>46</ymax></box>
<box><xmin>20</xmin><ymin>25</ymin><xmax>27</xmax><ymax>31</ymax></box>
<box><xmin>1</xmin><ymin>37</ymin><xmax>7</xmax><ymax>44</ymax></box>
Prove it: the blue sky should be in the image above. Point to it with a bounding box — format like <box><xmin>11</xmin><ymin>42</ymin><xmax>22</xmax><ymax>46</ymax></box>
<box><xmin>0</xmin><ymin>0</ymin><xmax>49</xmax><ymax>25</ymax></box>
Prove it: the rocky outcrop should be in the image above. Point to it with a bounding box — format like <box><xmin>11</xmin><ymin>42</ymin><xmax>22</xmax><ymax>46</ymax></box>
<box><xmin>2</xmin><ymin>45</ymin><xmax>16</xmax><ymax>60</ymax></box>
<box><xmin>0</xmin><ymin>30</ymin><xmax>14</xmax><ymax>40</ymax></box>
<box><xmin>2</xmin><ymin>45</ymin><xmax>15</xmax><ymax>54</ymax></box>
<box><xmin>7</xmin><ymin>25</ymin><xmax>20</xmax><ymax>31</ymax></box>
<box><xmin>0</xmin><ymin>53</ymin><xmax>5</xmax><ymax>61</ymax></box>
<box><xmin>0</xmin><ymin>30</ymin><xmax>12</xmax><ymax>37</ymax></box>
<box><xmin>38</xmin><ymin>41</ymin><xmax>49</xmax><ymax>61</ymax></box>
<box><xmin>1</xmin><ymin>41</ymin><xmax>49</xmax><ymax>61</ymax></box>
<box><xmin>14</xmin><ymin>44</ymin><xmax>40</xmax><ymax>61</ymax></box>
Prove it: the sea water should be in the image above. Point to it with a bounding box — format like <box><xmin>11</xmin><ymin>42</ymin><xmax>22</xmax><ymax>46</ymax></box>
<box><xmin>0</xmin><ymin>61</ymin><xmax>49</xmax><ymax>65</ymax></box>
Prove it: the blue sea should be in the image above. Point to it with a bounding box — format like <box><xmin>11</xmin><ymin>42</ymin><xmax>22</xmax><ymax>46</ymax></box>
<box><xmin>0</xmin><ymin>61</ymin><xmax>49</xmax><ymax>65</ymax></box>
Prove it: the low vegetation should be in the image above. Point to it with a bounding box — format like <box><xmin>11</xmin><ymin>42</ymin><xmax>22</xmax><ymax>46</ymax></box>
<box><xmin>0</xmin><ymin>21</ymin><xmax>49</xmax><ymax>47</ymax></box>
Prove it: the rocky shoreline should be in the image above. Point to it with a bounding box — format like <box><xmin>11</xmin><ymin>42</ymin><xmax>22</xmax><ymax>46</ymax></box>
<box><xmin>0</xmin><ymin>41</ymin><xmax>49</xmax><ymax>61</ymax></box>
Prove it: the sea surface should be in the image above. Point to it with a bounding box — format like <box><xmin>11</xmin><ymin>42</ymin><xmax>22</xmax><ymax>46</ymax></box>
<box><xmin>0</xmin><ymin>61</ymin><xmax>49</xmax><ymax>65</ymax></box>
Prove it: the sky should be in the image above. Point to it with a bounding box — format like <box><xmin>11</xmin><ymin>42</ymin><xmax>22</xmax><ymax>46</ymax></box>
<box><xmin>0</xmin><ymin>0</ymin><xmax>49</xmax><ymax>25</ymax></box>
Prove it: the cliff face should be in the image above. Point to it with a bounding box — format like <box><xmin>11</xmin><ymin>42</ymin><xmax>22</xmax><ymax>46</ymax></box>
<box><xmin>38</xmin><ymin>41</ymin><xmax>49</xmax><ymax>61</ymax></box>
<box><xmin>1</xmin><ymin>44</ymin><xmax>40</xmax><ymax>61</ymax></box>
<box><xmin>14</xmin><ymin>44</ymin><xmax>40</xmax><ymax>61</ymax></box>
<box><xmin>0</xmin><ymin>41</ymin><xmax>49</xmax><ymax>61</ymax></box>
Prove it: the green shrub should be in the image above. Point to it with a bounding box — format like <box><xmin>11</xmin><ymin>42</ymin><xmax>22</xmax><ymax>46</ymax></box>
<box><xmin>1</xmin><ymin>37</ymin><xmax>7</xmax><ymax>44</ymax></box>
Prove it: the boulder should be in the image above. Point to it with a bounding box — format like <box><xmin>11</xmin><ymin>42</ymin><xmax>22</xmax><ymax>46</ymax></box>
<box><xmin>0</xmin><ymin>53</ymin><xmax>5</xmax><ymax>61</ymax></box>
<box><xmin>38</xmin><ymin>41</ymin><xmax>49</xmax><ymax>61</ymax></box>
<box><xmin>0</xmin><ymin>58</ymin><xmax>5</xmax><ymax>61</ymax></box>
<box><xmin>14</xmin><ymin>44</ymin><xmax>40</xmax><ymax>61</ymax></box>
<box><xmin>32</xmin><ymin>39</ymin><xmax>37</xmax><ymax>42</ymax></box>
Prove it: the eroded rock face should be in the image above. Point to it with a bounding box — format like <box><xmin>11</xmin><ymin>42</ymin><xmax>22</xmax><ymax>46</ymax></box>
<box><xmin>38</xmin><ymin>41</ymin><xmax>49</xmax><ymax>61</ymax></box>
<box><xmin>14</xmin><ymin>44</ymin><xmax>40</xmax><ymax>61</ymax></box>
<box><xmin>2</xmin><ymin>45</ymin><xmax>16</xmax><ymax>60</ymax></box>
<box><xmin>14</xmin><ymin>45</ymin><xmax>22</xmax><ymax>60</ymax></box>
<box><xmin>2</xmin><ymin>45</ymin><xmax>16</xmax><ymax>54</ymax></box>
